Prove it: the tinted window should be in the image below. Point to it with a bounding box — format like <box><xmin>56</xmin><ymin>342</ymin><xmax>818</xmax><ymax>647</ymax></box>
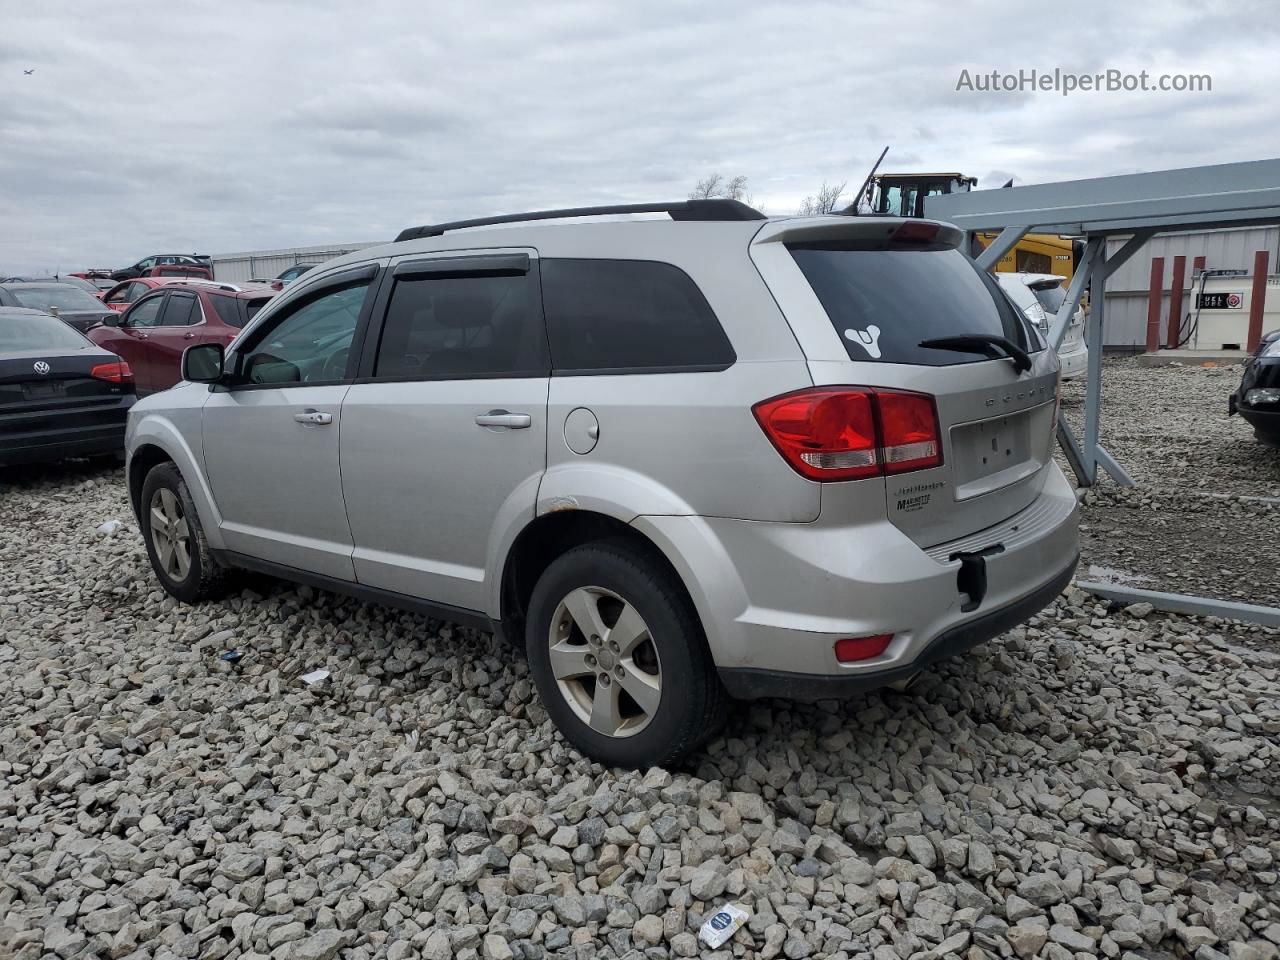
<box><xmin>245</xmin><ymin>298</ymin><xmax>270</xmax><ymax>322</ymax></box>
<box><xmin>541</xmin><ymin>259</ymin><xmax>734</xmax><ymax>373</ymax></box>
<box><xmin>210</xmin><ymin>295</ymin><xmax>245</xmax><ymax>328</ymax></box>
<box><xmin>0</xmin><ymin>311</ymin><xmax>91</xmax><ymax>350</ymax></box>
<box><xmin>8</xmin><ymin>286</ymin><xmax>108</xmax><ymax>312</ymax></box>
<box><xmin>240</xmin><ymin>281</ymin><xmax>370</xmax><ymax>385</ymax></box>
<box><xmin>126</xmin><ymin>295</ymin><xmax>165</xmax><ymax>328</ymax></box>
<box><xmin>788</xmin><ymin>243</ymin><xmax>1032</xmax><ymax>366</ymax></box>
<box><xmin>374</xmin><ymin>273</ymin><xmax>547</xmax><ymax>379</ymax></box>
<box><xmin>159</xmin><ymin>292</ymin><xmax>200</xmax><ymax>326</ymax></box>
<box><xmin>1031</xmin><ymin>283</ymin><xmax>1066</xmax><ymax>315</ymax></box>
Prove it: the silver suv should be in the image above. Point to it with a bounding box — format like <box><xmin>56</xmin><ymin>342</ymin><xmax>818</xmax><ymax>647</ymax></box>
<box><xmin>125</xmin><ymin>199</ymin><xmax>1078</xmax><ymax>768</ymax></box>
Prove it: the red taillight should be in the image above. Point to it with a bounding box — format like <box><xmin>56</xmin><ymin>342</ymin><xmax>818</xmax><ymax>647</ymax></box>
<box><xmin>835</xmin><ymin>634</ymin><xmax>893</xmax><ymax>662</ymax></box>
<box><xmin>752</xmin><ymin>387</ymin><xmax>879</xmax><ymax>481</ymax></box>
<box><xmin>753</xmin><ymin>387</ymin><xmax>942</xmax><ymax>482</ymax></box>
<box><xmin>90</xmin><ymin>361</ymin><xmax>133</xmax><ymax>383</ymax></box>
<box><xmin>877</xmin><ymin>390</ymin><xmax>943</xmax><ymax>474</ymax></box>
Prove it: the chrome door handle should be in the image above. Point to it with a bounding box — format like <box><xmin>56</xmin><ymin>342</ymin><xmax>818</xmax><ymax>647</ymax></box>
<box><xmin>294</xmin><ymin>410</ymin><xmax>333</xmax><ymax>426</ymax></box>
<box><xmin>475</xmin><ymin>410</ymin><xmax>531</xmax><ymax>429</ymax></box>
<box><xmin>183</xmin><ymin>332</ymin><xmax>196</xmax><ymax>339</ymax></box>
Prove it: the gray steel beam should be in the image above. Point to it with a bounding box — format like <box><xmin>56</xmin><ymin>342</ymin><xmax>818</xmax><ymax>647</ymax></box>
<box><xmin>974</xmin><ymin>225</ymin><xmax>1029</xmax><ymax>271</ymax></box>
<box><xmin>1100</xmin><ymin>228</ymin><xmax>1157</xmax><ymax>279</ymax></box>
<box><xmin>1056</xmin><ymin>414</ymin><xmax>1089</xmax><ymax>486</ymax></box>
<box><xmin>1075</xmin><ymin>582</ymin><xmax>1280</xmax><ymax>628</ymax></box>
<box><xmin>1095</xmin><ymin>444</ymin><xmax>1135</xmax><ymax>485</ymax></box>
<box><xmin>1082</xmin><ymin>247</ymin><xmax>1108</xmax><ymax>483</ymax></box>
<box><xmin>925</xmin><ymin>158</ymin><xmax>1280</xmax><ymax>234</ymax></box>
<box><xmin>1048</xmin><ymin>237</ymin><xmax>1100</xmax><ymax>351</ymax></box>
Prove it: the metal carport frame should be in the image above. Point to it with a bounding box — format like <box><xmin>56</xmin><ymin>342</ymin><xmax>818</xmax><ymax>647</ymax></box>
<box><xmin>927</xmin><ymin>158</ymin><xmax>1280</xmax><ymax>487</ymax></box>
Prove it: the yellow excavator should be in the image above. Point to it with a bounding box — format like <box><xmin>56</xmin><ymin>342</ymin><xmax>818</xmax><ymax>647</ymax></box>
<box><xmin>863</xmin><ymin>172</ymin><xmax>1078</xmax><ymax>282</ymax></box>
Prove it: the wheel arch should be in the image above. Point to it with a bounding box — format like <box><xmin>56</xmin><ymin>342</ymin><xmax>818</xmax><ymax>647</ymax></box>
<box><xmin>497</xmin><ymin>509</ymin><xmax>702</xmax><ymax>647</ymax></box>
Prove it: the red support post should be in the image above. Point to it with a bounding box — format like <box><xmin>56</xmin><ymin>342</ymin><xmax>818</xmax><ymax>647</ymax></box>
<box><xmin>1145</xmin><ymin>256</ymin><xmax>1165</xmax><ymax>353</ymax></box>
<box><xmin>1166</xmin><ymin>255</ymin><xmax>1187</xmax><ymax>349</ymax></box>
<box><xmin>1247</xmin><ymin>249</ymin><xmax>1270</xmax><ymax>352</ymax></box>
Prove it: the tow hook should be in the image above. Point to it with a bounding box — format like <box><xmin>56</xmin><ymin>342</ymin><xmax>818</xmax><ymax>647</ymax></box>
<box><xmin>950</xmin><ymin>544</ymin><xmax>1005</xmax><ymax>613</ymax></box>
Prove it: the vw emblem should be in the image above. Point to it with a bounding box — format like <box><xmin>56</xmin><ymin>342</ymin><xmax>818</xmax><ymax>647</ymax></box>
<box><xmin>33</xmin><ymin>361</ymin><xmax>51</xmax><ymax>375</ymax></box>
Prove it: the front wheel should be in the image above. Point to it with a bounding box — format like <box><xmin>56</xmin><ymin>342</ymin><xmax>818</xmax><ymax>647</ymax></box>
<box><xmin>139</xmin><ymin>462</ymin><xmax>229</xmax><ymax>603</ymax></box>
<box><xmin>525</xmin><ymin>541</ymin><xmax>725</xmax><ymax>768</ymax></box>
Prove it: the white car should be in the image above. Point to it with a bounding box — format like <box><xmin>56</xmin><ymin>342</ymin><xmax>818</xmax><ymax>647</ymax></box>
<box><xmin>997</xmin><ymin>273</ymin><xmax>1088</xmax><ymax>380</ymax></box>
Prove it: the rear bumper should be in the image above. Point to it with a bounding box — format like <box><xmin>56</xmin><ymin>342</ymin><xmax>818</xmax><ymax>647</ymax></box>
<box><xmin>718</xmin><ymin>553</ymin><xmax>1076</xmax><ymax>699</ymax></box>
<box><xmin>635</xmin><ymin>463</ymin><xmax>1079</xmax><ymax>700</ymax></box>
<box><xmin>1238</xmin><ymin>405</ymin><xmax>1280</xmax><ymax>444</ymax></box>
<box><xmin>0</xmin><ymin>398</ymin><xmax>134</xmax><ymax>465</ymax></box>
<box><xmin>1057</xmin><ymin>340</ymin><xmax>1088</xmax><ymax>380</ymax></box>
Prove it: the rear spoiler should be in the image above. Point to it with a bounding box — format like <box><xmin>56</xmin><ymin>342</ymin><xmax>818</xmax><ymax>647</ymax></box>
<box><xmin>752</xmin><ymin>215</ymin><xmax>965</xmax><ymax>250</ymax></box>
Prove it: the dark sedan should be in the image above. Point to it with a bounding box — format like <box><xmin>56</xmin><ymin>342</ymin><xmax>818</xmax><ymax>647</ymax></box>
<box><xmin>0</xmin><ymin>307</ymin><xmax>136</xmax><ymax>465</ymax></box>
<box><xmin>1230</xmin><ymin>331</ymin><xmax>1280</xmax><ymax>447</ymax></box>
<box><xmin>0</xmin><ymin>282</ymin><xmax>118</xmax><ymax>333</ymax></box>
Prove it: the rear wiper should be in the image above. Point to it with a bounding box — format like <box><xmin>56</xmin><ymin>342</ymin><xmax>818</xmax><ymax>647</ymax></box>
<box><xmin>918</xmin><ymin>334</ymin><xmax>1032</xmax><ymax>373</ymax></box>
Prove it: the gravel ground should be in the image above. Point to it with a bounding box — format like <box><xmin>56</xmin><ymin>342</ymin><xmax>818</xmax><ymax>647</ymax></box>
<box><xmin>2</xmin><ymin>460</ymin><xmax>1280</xmax><ymax>960</ymax></box>
<box><xmin>1061</xmin><ymin>359</ymin><xmax>1280</xmax><ymax>606</ymax></box>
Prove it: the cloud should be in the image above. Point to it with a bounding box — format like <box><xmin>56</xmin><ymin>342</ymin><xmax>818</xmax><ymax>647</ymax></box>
<box><xmin>1</xmin><ymin>0</ymin><xmax>1277</xmax><ymax>272</ymax></box>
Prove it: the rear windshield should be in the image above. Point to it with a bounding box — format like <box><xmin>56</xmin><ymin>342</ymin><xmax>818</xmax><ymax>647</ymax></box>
<box><xmin>0</xmin><ymin>312</ymin><xmax>91</xmax><ymax>351</ymax></box>
<box><xmin>7</xmin><ymin>286</ymin><xmax>107</xmax><ymax>313</ymax></box>
<box><xmin>1030</xmin><ymin>283</ymin><xmax>1066</xmax><ymax>315</ymax></box>
<box><xmin>788</xmin><ymin>242</ymin><xmax>1034</xmax><ymax>366</ymax></box>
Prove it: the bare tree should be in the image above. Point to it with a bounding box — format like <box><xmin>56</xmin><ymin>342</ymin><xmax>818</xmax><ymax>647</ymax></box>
<box><xmin>689</xmin><ymin>173</ymin><xmax>724</xmax><ymax>200</ymax></box>
<box><xmin>689</xmin><ymin>173</ymin><xmax>755</xmax><ymax>208</ymax></box>
<box><xmin>798</xmin><ymin>180</ymin><xmax>848</xmax><ymax>216</ymax></box>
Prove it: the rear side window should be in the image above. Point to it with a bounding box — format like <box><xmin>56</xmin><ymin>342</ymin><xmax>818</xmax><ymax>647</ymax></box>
<box><xmin>541</xmin><ymin>259</ymin><xmax>734</xmax><ymax>374</ymax></box>
<box><xmin>211</xmin><ymin>295</ymin><xmax>246</xmax><ymax>328</ymax></box>
<box><xmin>373</xmin><ymin>274</ymin><xmax>547</xmax><ymax>379</ymax></box>
<box><xmin>788</xmin><ymin>243</ymin><xmax>1032</xmax><ymax>366</ymax></box>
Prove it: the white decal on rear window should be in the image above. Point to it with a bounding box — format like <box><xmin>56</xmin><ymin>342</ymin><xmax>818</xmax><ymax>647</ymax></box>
<box><xmin>844</xmin><ymin>325</ymin><xmax>882</xmax><ymax>359</ymax></box>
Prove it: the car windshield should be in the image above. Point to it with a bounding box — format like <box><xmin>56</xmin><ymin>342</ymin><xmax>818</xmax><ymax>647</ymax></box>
<box><xmin>0</xmin><ymin>311</ymin><xmax>91</xmax><ymax>351</ymax></box>
<box><xmin>7</xmin><ymin>286</ymin><xmax>107</xmax><ymax>312</ymax></box>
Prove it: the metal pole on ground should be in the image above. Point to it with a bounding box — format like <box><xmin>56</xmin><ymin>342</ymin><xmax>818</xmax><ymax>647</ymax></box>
<box><xmin>1145</xmin><ymin>256</ymin><xmax>1165</xmax><ymax>353</ymax></box>
<box><xmin>1167</xmin><ymin>255</ymin><xmax>1187</xmax><ymax>349</ymax></box>
<box><xmin>1083</xmin><ymin>248</ymin><xmax>1108</xmax><ymax>482</ymax></box>
<box><xmin>1248</xmin><ymin>249</ymin><xmax>1270</xmax><ymax>351</ymax></box>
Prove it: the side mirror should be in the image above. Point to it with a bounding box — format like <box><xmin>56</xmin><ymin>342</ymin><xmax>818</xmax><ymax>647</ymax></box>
<box><xmin>183</xmin><ymin>343</ymin><xmax>225</xmax><ymax>383</ymax></box>
<box><xmin>102</xmin><ymin>313</ymin><xmax>122</xmax><ymax>327</ymax></box>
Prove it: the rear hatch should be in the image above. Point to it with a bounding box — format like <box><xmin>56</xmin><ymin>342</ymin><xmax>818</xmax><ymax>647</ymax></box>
<box><xmin>750</xmin><ymin>217</ymin><xmax>1060</xmax><ymax>548</ymax></box>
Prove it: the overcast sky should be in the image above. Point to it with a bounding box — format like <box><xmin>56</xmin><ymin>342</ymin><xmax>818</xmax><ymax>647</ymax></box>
<box><xmin>2</xmin><ymin>0</ymin><xmax>1278</xmax><ymax>272</ymax></box>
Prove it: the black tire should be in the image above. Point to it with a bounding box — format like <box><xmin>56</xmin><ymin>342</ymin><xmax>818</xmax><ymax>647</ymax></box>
<box><xmin>139</xmin><ymin>462</ymin><xmax>229</xmax><ymax>603</ymax></box>
<box><xmin>525</xmin><ymin>540</ymin><xmax>726</xmax><ymax>768</ymax></box>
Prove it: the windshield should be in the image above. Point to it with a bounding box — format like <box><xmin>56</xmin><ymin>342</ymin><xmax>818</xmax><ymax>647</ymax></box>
<box><xmin>788</xmin><ymin>242</ymin><xmax>1034</xmax><ymax>366</ymax></box>
<box><xmin>8</xmin><ymin>286</ymin><xmax>107</xmax><ymax>312</ymax></box>
<box><xmin>0</xmin><ymin>311</ymin><xmax>92</xmax><ymax>350</ymax></box>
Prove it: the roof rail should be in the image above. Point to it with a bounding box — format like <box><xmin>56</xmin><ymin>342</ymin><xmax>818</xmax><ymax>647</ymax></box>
<box><xmin>395</xmin><ymin>199</ymin><xmax>766</xmax><ymax>242</ymax></box>
<box><xmin>169</xmin><ymin>278</ymin><xmax>244</xmax><ymax>293</ymax></box>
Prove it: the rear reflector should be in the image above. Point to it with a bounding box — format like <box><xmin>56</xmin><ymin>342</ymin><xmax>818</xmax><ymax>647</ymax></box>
<box><xmin>90</xmin><ymin>361</ymin><xmax>133</xmax><ymax>383</ymax></box>
<box><xmin>834</xmin><ymin>634</ymin><xmax>893</xmax><ymax>662</ymax></box>
<box><xmin>753</xmin><ymin>387</ymin><xmax>941</xmax><ymax>482</ymax></box>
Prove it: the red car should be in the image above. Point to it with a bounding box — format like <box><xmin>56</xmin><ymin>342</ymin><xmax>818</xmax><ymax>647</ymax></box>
<box><xmin>100</xmin><ymin>277</ymin><xmax>189</xmax><ymax>312</ymax></box>
<box><xmin>88</xmin><ymin>281</ymin><xmax>275</xmax><ymax>394</ymax></box>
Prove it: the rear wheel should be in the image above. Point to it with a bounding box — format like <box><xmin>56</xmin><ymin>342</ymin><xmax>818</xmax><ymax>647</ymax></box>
<box><xmin>525</xmin><ymin>541</ymin><xmax>725</xmax><ymax>768</ymax></box>
<box><xmin>139</xmin><ymin>462</ymin><xmax>229</xmax><ymax>603</ymax></box>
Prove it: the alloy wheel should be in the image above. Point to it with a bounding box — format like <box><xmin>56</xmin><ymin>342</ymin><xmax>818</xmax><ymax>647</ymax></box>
<box><xmin>149</xmin><ymin>487</ymin><xmax>192</xmax><ymax>582</ymax></box>
<box><xmin>547</xmin><ymin>585</ymin><xmax>662</xmax><ymax>738</ymax></box>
